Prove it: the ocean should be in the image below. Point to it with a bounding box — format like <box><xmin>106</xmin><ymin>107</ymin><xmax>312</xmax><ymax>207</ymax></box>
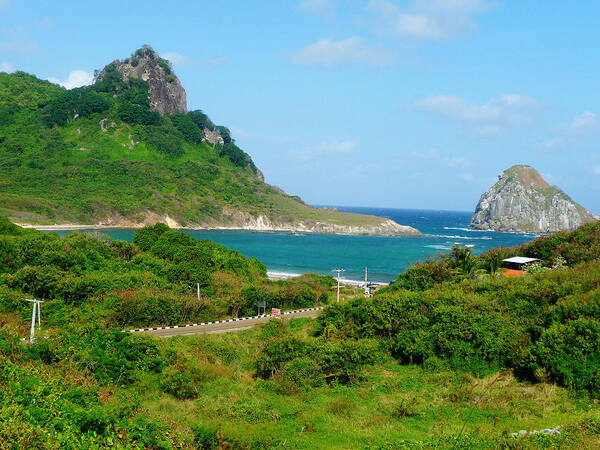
<box><xmin>54</xmin><ymin>207</ymin><xmax>538</xmax><ymax>283</ymax></box>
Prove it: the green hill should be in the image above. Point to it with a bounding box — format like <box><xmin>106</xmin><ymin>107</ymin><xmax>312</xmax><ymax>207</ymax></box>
<box><xmin>0</xmin><ymin>47</ymin><xmax>419</xmax><ymax>235</ymax></box>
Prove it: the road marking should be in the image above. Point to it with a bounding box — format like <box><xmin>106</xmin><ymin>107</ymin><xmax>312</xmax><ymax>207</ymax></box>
<box><xmin>126</xmin><ymin>307</ymin><xmax>325</xmax><ymax>334</ymax></box>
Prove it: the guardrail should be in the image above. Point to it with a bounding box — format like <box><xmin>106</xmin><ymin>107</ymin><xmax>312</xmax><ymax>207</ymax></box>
<box><xmin>127</xmin><ymin>307</ymin><xmax>325</xmax><ymax>333</ymax></box>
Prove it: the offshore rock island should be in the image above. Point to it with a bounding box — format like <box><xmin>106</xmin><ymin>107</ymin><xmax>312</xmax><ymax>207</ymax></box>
<box><xmin>470</xmin><ymin>165</ymin><xmax>598</xmax><ymax>233</ymax></box>
<box><xmin>0</xmin><ymin>46</ymin><xmax>419</xmax><ymax>236</ymax></box>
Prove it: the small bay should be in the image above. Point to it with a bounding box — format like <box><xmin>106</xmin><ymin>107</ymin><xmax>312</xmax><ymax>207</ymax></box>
<box><xmin>54</xmin><ymin>207</ymin><xmax>537</xmax><ymax>283</ymax></box>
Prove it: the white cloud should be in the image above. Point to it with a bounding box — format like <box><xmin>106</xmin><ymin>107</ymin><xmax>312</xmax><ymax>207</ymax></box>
<box><xmin>537</xmin><ymin>137</ymin><xmax>566</xmax><ymax>151</ymax></box>
<box><xmin>537</xmin><ymin>111</ymin><xmax>598</xmax><ymax>151</ymax></box>
<box><xmin>291</xmin><ymin>37</ymin><xmax>396</xmax><ymax>67</ymax></box>
<box><xmin>398</xmin><ymin>150</ymin><xmax>474</xmax><ymax>171</ymax></box>
<box><xmin>292</xmin><ymin>139</ymin><xmax>359</xmax><ymax>162</ymax></box>
<box><xmin>161</xmin><ymin>52</ymin><xmax>189</xmax><ymax>66</ymax></box>
<box><xmin>0</xmin><ymin>16</ymin><xmax>54</xmax><ymax>56</ymax></box>
<box><xmin>47</xmin><ymin>70</ymin><xmax>94</xmax><ymax>89</ymax></box>
<box><xmin>200</xmin><ymin>56</ymin><xmax>229</xmax><ymax>69</ymax></box>
<box><xmin>367</xmin><ymin>0</ymin><xmax>493</xmax><ymax>41</ymax></box>
<box><xmin>299</xmin><ymin>0</ymin><xmax>334</xmax><ymax>17</ymax></box>
<box><xmin>556</xmin><ymin>111</ymin><xmax>598</xmax><ymax>137</ymax></box>
<box><xmin>0</xmin><ymin>40</ymin><xmax>39</xmax><ymax>56</ymax></box>
<box><xmin>402</xmin><ymin>148</ymin><xmax>439</xmax><ymax>159</ymax></box>
<box><xmin>0</xmin><ymin>62</ymin><xmax>14</xmax><ymax>73</ymax></box>
<box><xmin>311</xmin><ymin>139</ymin><xmax>358</xmax><ymax>154</ymax></box>
<box><xmin>413</xmin><ymin>93</ymin><xmax>541</xmax><ymax>136</ymax></box>
<box><xmin>444</xmin><ymin>155</ymin><xmax>473</xmax><ymax>168</ymax></box>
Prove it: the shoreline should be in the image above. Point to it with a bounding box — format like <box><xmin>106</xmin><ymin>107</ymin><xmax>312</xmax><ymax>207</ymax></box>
<box><xmin>266</xmin><ymin>271</ymin><xmax>388</xmax><ymax>286</ymax></box>
<box><xmin>16</xmin><ymin>223</ymin><xmax>421</xmax><ymax>237</ymax></box>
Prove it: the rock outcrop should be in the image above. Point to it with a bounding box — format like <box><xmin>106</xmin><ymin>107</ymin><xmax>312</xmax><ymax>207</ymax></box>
<box><xmin>97</xmin><ymin>46</ymin><xmax>187</xmax><ymax>115</ymax></box>
<box><xmin>470</xmin><ymin>165</ymin><xmax>598</xmax><ymax>233</ymax></box>
<box><xmin>203</xmin><ymin>128</ymin><xmax>224</xmax><ymax>146</ymax></box>
<box><xmin>214</xmin><ymin>208</ymin><xmax>421</xmax><ymax>236</ymax></box>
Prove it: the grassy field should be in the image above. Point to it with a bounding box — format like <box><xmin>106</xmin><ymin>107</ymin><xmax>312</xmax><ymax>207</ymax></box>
<box><xmin>100</xmin><ymin>319</ymin><xmax>600</xmax><ymax>448</ymax></box>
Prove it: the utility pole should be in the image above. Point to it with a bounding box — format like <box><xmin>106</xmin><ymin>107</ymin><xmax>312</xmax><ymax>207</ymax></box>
<box><xmin>197</xmin><ymin>283</ymin><xmax>200</xmax><ymax>300</ymax></box>
<box><xmin>25</xmin><ymin>299</ymin><xmax>43</xmax><ymax>343</ymax></box>
<box><xmin>332</xmin><ymin>269</ymin><xmax>345</xmax><ymax>303</ymax></box>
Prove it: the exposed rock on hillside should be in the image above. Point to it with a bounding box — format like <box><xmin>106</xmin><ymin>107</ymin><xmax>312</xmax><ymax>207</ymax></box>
<box><xmin>203</xmin><ymin>128</ymin><xmax>224</xmax><ymax>146</ymax></box>
<box><xmin>470</xmin><ymin>165</ymin><xmax>598</xmax><ymax>233</ymax></box>
<box><xmin>97</xmin><ymin>46</ymin><xmax>187</xmax><ymax>115</ymax></box>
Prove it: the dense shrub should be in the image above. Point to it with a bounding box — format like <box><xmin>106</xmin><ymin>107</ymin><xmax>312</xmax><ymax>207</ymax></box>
<box><xmin>171</xmin><ymin>113</ymin><xmax>204</xmax><ymax>143</ymax></box>
<box><xmin>105</xmin><ymin>288</ymin><xmax>217</xmax><ymax>327</ymax></box>
<box><xmin>188</xmin><ymin>109</ymin><xmax>214</xmax><ymax>131</ymax></box>
<box><xmin>93</xmin><ymin>62</ymin><xmax>125</xmax><ymax>92</ymax></box>
<box><xmin>516</xmin><ymin>318</ymin><xmax>600</xmax><ymax>395</ymax></box>
<box><xmin>43</xmin><ymin>87</ymin><xmax>111</xmax><ymax>127</ymax></box>
<box><xmin>62</xmin><ymin>329</ymin><xmax>163</xmax><ymax>385</ymax></box>
<box><xmin>256</xmin><ymin>330</ymin><xmax>384</xmax><ymax>385</ymax></box>
<box><xmin>215</xmin><ymin>125</ymin><xmax>232</xmax><ymax>144</ymax></box>
<box><xmin>219</xmin><ymin>142</ymin><xmax>257</xmax><ymax>171</ymax></box>
<box><xmin>117</xmin><ymin>102</ymin><xmax>160</xmax><ymax>126</ymax></box>
<box><xmin>255</xmin><ymin>335</ymin><xmax>307</xmax><ymax>379</ymax></box>
<box><xmin>382</xmin><ymin>261</ymin><xmax>455</xmax><ymax>293</ymax></box>
<box><xmin>160</xmin><ymin>359</ymin><xmax>216</xmax><ymax>399</ymax></box>
<box><xmin>317</xmin><ymin>250</ymin><xmax>600</xmax><ymax>394</ymax></box>
<box><xmin>133</xmin><ymin>222</ymin><xmax>170</xmax><ymax>251</ymax></box>
<box><xmin>0</xmin><ymin>358</ymin><xmax>173</xmax><ymax>447</ymax></box>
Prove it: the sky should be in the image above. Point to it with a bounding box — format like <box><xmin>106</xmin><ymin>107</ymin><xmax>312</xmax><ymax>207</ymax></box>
<box><xmin>1</xmin><ymin>0</ymin><xmax>599</xmax><ymax>213</ymax></box>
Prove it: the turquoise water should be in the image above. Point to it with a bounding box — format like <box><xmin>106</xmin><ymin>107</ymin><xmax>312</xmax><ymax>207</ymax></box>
<box><xmin>54</xmin><ymin>207</ymin><xmax>538</xmax><ymax>283</ymax></box>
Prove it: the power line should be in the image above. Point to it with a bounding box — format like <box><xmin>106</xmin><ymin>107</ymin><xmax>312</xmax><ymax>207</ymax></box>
<box><xmin>25</xmin><ymin>299</ymin><xmax>43</xmax><ymax>344</ymax></box>
<box><xmin>332</xmin><ymin>269</ymin><xmax>345</xmax><ymax>303</ymax></box>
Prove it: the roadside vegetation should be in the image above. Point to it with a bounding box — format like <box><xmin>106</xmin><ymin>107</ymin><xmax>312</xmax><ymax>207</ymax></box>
<box><xmin>1</xmin><ymin>218</ymin><xmax>599</xmax><ymax>448</ymax></box>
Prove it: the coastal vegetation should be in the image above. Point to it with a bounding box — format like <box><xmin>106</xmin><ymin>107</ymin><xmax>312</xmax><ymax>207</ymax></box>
<box><xmin>1</xmin><ymin>217</ymin><xmax>599</xmax><ymax>447</ymax></box>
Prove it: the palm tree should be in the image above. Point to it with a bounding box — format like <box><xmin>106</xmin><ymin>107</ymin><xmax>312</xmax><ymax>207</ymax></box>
<box><xmin>449</xmin><ymin>246</ymin><xmax>480</xmax><ymax>279</ymax></box>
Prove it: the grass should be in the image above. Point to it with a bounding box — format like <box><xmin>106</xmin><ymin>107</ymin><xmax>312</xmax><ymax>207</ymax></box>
<box><xmin>129</xmin><ymin>318</ymin><xmax>599</xmax><ymax>448</ymax></box>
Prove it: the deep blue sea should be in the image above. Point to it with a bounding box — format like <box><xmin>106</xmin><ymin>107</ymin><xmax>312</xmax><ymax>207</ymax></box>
<box><xmin>55</xmin><ymin>207</ymin><xmax>538</xmax><ymax>283</ymax></box>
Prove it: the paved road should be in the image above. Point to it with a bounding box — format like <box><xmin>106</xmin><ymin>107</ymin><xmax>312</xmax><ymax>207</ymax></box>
<box><xmin>132</xmin><ymin>308</ymin><xmax>323</xmax><ymax>338</ymax></box>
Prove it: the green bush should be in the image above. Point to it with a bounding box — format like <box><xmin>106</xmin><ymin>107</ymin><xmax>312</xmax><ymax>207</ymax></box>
<box><xmin>188</xmin><ymin>109</ymin><xmax>214</xmax><ymax>131</ymax></box>
<box><xmin>313</xmin><ymin>337</ymin><xmax>384</xmax><ymax>383</ymax></box>
<box><xmin>73</xmin><ymin>329</ymin><xmax>163</xmax><ymax>385</ymax></box>
<box><xmin>382</xmin><ymin>260</ymin><xmax>455</xmax><ymax>293</ymax></box>
<box><xmin>219</xmin><ymin>142</ymin><xmax>257</xmax><ymax>171</ymax></box>
<box><xmin>118</xmin><ymin>102</ymin><xmax>161</xmax><ymax>125</ymax></box>
<box><xmin>255</xmin><ymin>335</ymin><xmax>307</xmax><ymax>379</ymax></box>
<box><xmin>274</xmin><ymin>356</ymin><xmax>325</xmax><ymax>392</ymax></box>
<box><xmin>171</xmin><ymin>113</ymin><xmax>204</xmax><ymax>143</ymax></box>
<box><xmin>133</xmin><ymin>222</ymin><xmax>170</xmax><ymax>251</ymax></box>
<box><xmin>160</xmin><ymin>359</ymin><xmax>215</xmax><ymax>399</ymax></box>
<box><xmin>516</xmin><ymin>318</ymin><xmax>600</xmax><ymax>395</ymax></box>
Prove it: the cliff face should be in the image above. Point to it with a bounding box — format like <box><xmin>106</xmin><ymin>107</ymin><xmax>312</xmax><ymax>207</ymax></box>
<box><xmin>98</xmin><ymin>47</ymin><xmax>187</xmax><ymax>115</ymax></box>
<box><xmin>470</xmin><ymin>165</ymin><xmax>598</xmax><ymax>233</ymax></box>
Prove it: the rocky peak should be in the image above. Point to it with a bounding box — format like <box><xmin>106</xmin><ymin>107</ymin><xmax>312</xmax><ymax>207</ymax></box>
<box><xmin>97</xmin><ymin>46</ymin><xmax>187</xmax><ymax>115</ymax></box>
<box><xmin>470</xmin><ymin>165</ymin><xmax>598</xmax><ymax>233</ymax></box>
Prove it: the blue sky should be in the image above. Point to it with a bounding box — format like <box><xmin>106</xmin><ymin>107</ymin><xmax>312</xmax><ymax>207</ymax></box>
<box><xmin>1</xmin><ymin>0</ymin><xmax>599</xmax><ymax>213</ymax></box>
